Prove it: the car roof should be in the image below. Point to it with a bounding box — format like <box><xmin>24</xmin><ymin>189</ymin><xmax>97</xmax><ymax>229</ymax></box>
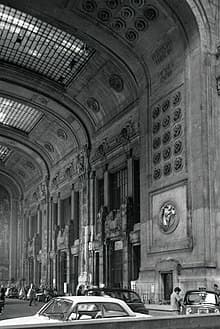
<box><xmin>185</xmin><ymin>290</ymin><xmax>217</xmax><ymax>294</ymax></box>
<box><xmin>55</xmin><ymin>295</ymin><xmax>134</xmax><ymax>304</ymax></box>
<box><xmin>87</xmin><ymin>287</ymin><xmax>138</xmax><ymax>293</ymax></box>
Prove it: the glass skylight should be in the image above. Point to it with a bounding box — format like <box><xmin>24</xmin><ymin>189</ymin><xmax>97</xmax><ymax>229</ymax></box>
<box><xmin>0</xmin><ymin>144</ymin><xmax>11</xmax><ymax>161</ymax></box>
<box><xmin>0</xmin><ymin>97</ymin><xmax>42</xmax><ymax>133</ymax></box>
<box><xmin>0</xmin><ymin>5</ymin><xmax>94</xmax><ymax>86</ymax></box>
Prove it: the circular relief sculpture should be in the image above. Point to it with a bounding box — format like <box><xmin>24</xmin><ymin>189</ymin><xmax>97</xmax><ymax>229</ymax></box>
<box><xmin>153</xmin><ymin>136</ymin><xmax>161</xmax><ymax>149</ymax></box>
<box><xmin>87</xmin><ymin>97</ymin><xmax>100</xmax><ymax>112</ymax></box>
<box><xmin>97</xmin><ymin>9</ymin><xmax>112</xmax><ymax>22</ymax></box>
<box><xmin>82</xmin><ymin>0</ymin><xmax>97</xmax><ymax>12</ymax></box>
<box><xmin>153</xmin><ymin>167</ymin><xmax>161</xmax><ymax>180</ymax></box>
<box><xmin>152</xmin><ymin>105</ymin><xmax>161</xmax><ymax>119</ymax></box>
<box><xmin>173</xmin><ymin>91</ymin><xmax>181</xmax><ymax>106</ymax></box>
<box><xmin>153</xmin><ymin>152</ymin><xmax>161</xmax><ymax>165</ymax></box>
<box><xmin>173</xmin><ymin>108</ymin><xmax>182</xmax><ymax>122</ymax></box>
<box><xmin>130</xmin><ymin>0</ymin><xmax>145</xmax><ymax>8</ymax></box>
<box><xmin>162</xmin><ymin>131</ymin><xmax>171</xmax><ymax>144</ymax></box>
<box><xmin>106</xmin><ymin>0</ymin><xmax>119</xmax><ymax>9</ymax></box>
<box><xmin>111</xmin><ymin>18</ymin><xmax>126</xmax><ymax>31</ymax></box>
<box><xmin>162</xmin><ymin>99</ymin><xmax>170</xmax><ymax>112</ymax></box>
<box><xmin>174</xmin><ymin>140</ymin><xmax>183</xmax><ymax>155</ymax></box>
<box><xmin>120</xmin><ymin>6</ymin><xmax>134</xmax><ymax>20</ymax></box>
<box><xmin>174</xmin><ymin>156</ymin><xmax>184</xmax><ymax>172</ymax></box>
<box><xmin>143</xmin><ymin>5</ymin><xmax>159</xmax><ymax>21</ymax></box>
<box><xmin>162</xmin><ymin>115</ymin><xmax>170</xmax><ymax>128</ymax></box>
<box><xmin>109</xmin><ymin>74</ymin><xmax>124</xmax><ymax>92</ymax></box>
<box><xmin>163</xmin><ymin>146</ymin><xmax>171</xmax><ymax>160</ymax></box>
<box><xmin>135</xmin><ymin>18</ymin><xmax>148</xmax><ymax>31</ymax></box>
<box><xmin>125</xmin><ymin>28</ymin><xmax>138</xmax><ymax>42</ymax></box>
<box><xmin>158</xmin><ymin>201</ymin><xmax>179</xmax><ymax>233</ymax></box>
<box><xmin>163</xmin><ymin>162</ymin><xmax>172</xmax><ymax>176</ymax></box>
<box><xmin>173</xmin><ymin>124</ymin><xmax>182</xmax><ymax>138</ymax></box>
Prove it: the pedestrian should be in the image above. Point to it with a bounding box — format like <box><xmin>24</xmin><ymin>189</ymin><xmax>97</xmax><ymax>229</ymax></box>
<box><xmin>0</xmin><ymin>285</ymin><xmax>5</xmax><ymax>315</ymax></box>
<box><xmin>214</xmin><ymin>284</ymin><xmax>220</xmax><ymax>296</ymax></box>
<box><xmin>170</xmin><ymin>287</ymin><xmax>183</xmax><ymax>315</ymax></box>
<box><xmin>28</xmin><ymin>284</ymin><xmax>37</xmax><ymax>306</ymax></box>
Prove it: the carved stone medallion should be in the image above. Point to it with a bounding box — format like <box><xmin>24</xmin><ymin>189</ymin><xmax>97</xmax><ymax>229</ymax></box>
<box><xmin>158</xmin><ymin>201</ymin><xmax>179</xmax><ymax>233</ymax></box>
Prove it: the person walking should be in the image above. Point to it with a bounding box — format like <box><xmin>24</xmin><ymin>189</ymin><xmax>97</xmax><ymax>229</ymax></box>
<box><xmin>28</xmin><ymin>284</ymin><xmax>37</xmax><ymax>306</ymax></box>
<box><xmin>170</xmin><ymin>287</ymin><xmax>183</xmax><ymax>315</ymax></box>
<box><xmin>0</xmin><ymin>285</ymin><xmax>5</xmax><ymax>315</ymax></box>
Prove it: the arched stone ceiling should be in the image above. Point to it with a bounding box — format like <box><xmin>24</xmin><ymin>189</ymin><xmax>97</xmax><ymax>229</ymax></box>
<box><xmin>0</xmin><ymin>0</ymin><xmax>205</xmax><ymax>193</ymax></box>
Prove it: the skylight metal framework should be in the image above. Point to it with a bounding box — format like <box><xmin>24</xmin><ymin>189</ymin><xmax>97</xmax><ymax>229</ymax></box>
<box><xmin>0</xmin><ymin>144</ymin><xmax>11</xmax><ymax>161</ymax></box>
<box><xmin>0</xmin><ymin>5</ymin><xmax>94</xmax><ymax>86</ymax></box>
<box><xmin>0</xmin><ymin>97</ymin><xmax>43</xmax><ymax>133</ymax></box>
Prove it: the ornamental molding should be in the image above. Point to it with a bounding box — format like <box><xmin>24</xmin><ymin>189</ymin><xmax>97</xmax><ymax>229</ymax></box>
<box><xmin>50</xmin><ymin>145</ymin><xmax>90</xmax><ymax>190</ymax></box>
<box><xmin>92</xmin><ymin>118</ymin><xmax>139</xmax><ymax>162</ymax></box>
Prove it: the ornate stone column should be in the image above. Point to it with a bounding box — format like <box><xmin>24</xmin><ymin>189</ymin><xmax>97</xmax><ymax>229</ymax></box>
<box><xmin>9</xmin><ymin>198</ymin><xmax>18</xmax><ymax>281</ymax></box>
<box><xmin>37</xmin><ymin>206</ymin><xmax>41</xmax><ymax>235</ymax></box>
<box><xmin>104</xmin><ymin>166</ymin><xmax>109</xmax><ymax>209</ymax></box>
<box><xmin>48</xmin><ymin>197</ymin><xmax>52</xmax><ymax>251</ymax></box>
<box><xmin>57</xmin><ymin>192</ymin><xmax>61</xmax><ymax>227</ymax></box>
<box><xmin>71</xmin><ymin>184</ymin><xmax>75</xmax><ymax>222</ymax></box>
<box><xmin>28</xmin><ymin>211</ymin><xmax>32</xmax><ymax>240</ymax></box>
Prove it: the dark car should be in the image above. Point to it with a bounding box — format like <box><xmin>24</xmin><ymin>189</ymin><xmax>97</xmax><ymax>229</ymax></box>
<box><xmin>5</xmin><ymin>287</ymin><xmax>19</xmax><ymax>298</ymax></box>
<box><xmin>181</xmin><ymin>289</ymin><xmax>220</xmax><ymax>315</ymax></box>
<box><xmin>85</xmin><ymin>287</ymin><xmax>149</xmax><ymax>315</ymax></box>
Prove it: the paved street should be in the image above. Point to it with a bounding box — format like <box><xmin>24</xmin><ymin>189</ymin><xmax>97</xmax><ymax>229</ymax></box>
<box><xmin>0</xmin><ymin>298</ymin><xmax>174</xmax><ymax>322</ymax></box>
<box><xmin>0</xmin><ymin>298</ymin><xmax>44</xmax><ymax>321</ymax></box>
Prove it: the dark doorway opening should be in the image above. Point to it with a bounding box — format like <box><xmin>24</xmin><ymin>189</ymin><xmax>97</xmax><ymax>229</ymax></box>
<box><xmin>161</xmin><ymin>271</ymin><xmax>173</xmax><ymax>302</ymax></box>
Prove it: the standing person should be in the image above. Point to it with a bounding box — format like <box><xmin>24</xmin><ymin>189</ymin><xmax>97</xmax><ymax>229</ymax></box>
<box><xmin>170</xmin><ymin>287</ymin><xmax>183</xmax><ymax>315</ymax></box>
<box><xmin>214</xmin><ymin>284</ymin><xmax>220</xmax><ymax>296</ymax></box>
<box><xmin>0</xmin><ymin>286</ymin><xmax>5</xmax><ymax>315</ymax></box>
<box><xmin>28</xmin><ymin>284</ymin><xmax>37</xmax><ymax>306</ymax></box>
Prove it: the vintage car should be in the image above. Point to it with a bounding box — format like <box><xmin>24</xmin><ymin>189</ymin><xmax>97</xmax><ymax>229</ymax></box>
<box><xmin>0</xmin><ymin>296</ymin><xmax>151</xmax><ymax>325</ymax></box>
<box><xmin>5</xmin><ymin>287</ymin><xmax>19</xmax><ymax>299</ymax></box>
<box><xmin>85</xmin><ymin>287</ymin><xmax>149</xmax><ymax>315</ymax></box>
<box><xmin>181</xmin><ymin>289</ymin><xmax>220</xmax><ymax>315</ymax></box>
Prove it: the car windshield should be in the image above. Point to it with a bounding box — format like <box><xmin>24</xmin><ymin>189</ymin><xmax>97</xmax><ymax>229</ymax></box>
<box><xmin>185</xmin><ymin>292</ymin><xmax>217</xmax><ymax>305</ymax></box>
<box><xmin>40</xmin><ymin>298</ymin><xmax>72</xmax><ymax>320</ymax></box>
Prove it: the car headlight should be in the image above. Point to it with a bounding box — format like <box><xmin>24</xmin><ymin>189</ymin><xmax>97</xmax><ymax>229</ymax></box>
<box><xmin>186</xmin><ymin>307</ymin><xmax>192</xmax><ymax>314</ymax></box>
<box><xmin>214</xmin><ymin>308</ymin><xmax>220</xmax><ymax>313</ymax></box>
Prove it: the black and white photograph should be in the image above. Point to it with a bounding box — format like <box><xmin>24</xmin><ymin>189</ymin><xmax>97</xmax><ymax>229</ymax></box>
<box><xmin>0</xmin><ymin>1</ymin><xmax>219</xmax><ymax>328</ymax></box>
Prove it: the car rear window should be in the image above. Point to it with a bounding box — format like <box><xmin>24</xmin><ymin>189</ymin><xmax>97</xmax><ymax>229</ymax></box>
<box><xmin>186</xmin><ymin>292</ymin><xmax>217</xmax><ymax>305</ymax></box>
<box><xmin>102</xmin><ymin>302</ymin><xmax>129</xmax><ymax>318</ymax></box>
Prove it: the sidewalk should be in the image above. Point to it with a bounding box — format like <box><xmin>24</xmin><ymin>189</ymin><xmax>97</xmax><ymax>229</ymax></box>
<box><xmin>145</xmin><ymin>303</ymin><xmax>173</xmax><ymax>312</ymax></box>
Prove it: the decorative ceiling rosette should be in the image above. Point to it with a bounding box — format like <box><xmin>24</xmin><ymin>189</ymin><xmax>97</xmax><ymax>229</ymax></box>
<box><xmin>143</xmin><ymin>5</ymin><xmax>159</xmax><ymax>21</ymax></box>
<box><xmin>86</xmin><ymin>97</ymin><xmax>100</xmax><ymax>112</ymax></box>
<box><xmin>109</xmin><ymin>74</ymin><xmax>124</xmax><ymax>92</ymax></box>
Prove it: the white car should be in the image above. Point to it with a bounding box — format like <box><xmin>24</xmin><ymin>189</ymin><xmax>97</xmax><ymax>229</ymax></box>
<box><xmin>0</xmin><ymin>296</ymin><xmax>151</xmax><ymax>325</ymax></box>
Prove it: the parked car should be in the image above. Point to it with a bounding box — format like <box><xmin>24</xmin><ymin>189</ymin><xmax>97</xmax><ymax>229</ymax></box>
<box><xmin>85</xmin><ymin>287</ymin><xmax>149</xmax><ymax>315</ymax></box>
<box><xmin>5</xmin><ymin>287</ymin><xmax>19</xmax><ymax>298</ymax></box>
<box><xmin>0</xmin><ymin>295</ymin><xmax>151</xmax><ymax>325</ymax></box>
<box><xmin>36</xmin><ymin>287</ymin><xmax>57</xmax><ymax>302</ymax></box>
<box><xmin>181</xmin><ymin>289</ymin><xmax>220</xmax><ymax>315</ymax></box>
